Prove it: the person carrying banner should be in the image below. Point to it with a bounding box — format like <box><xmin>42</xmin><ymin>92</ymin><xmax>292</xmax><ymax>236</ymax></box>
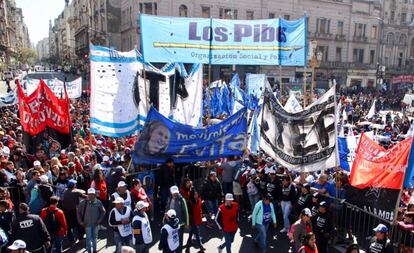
<box><xmin>251</xmin><ymin>194</ymin><xmax>277</xmax><ymax>253</ymax></box>
<box><xmin>215</xmin><ymin>193</ymin><xmax>239</xmax><ymax>253</ymax></box>
<box><xmin>109</xmin><ymin>197</ymin><xmax>134</xmax><ymax>253</ymax></box>
<box><xmin>367</xmin><ymin>224</ymin><xmax>393</xmax><ymax>253</ymax></box>
<box><xmin>201</xmin><ymin>171</ymin><xmax>222</xmax><ymax>226</ymax></box>
<box><xmin>159</xmin><ymin>209</ymin><xmax>180</xmax><ymax>253</ymax></box>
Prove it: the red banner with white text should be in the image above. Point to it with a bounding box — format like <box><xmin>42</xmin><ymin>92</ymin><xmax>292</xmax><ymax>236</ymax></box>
<box><xmin>347</xmin><ymin>134</ymin><xmax>412</xmax><ymax>221</ymax></box>
<box><xmin>350</xmin><ymin>133</ymin><xmax>412</xmax><ymax>189</ymax></box>
<box><xmin>17</xmin><ymin>80</ymin><xmax>71</xmax><ymax>136</ymax></box>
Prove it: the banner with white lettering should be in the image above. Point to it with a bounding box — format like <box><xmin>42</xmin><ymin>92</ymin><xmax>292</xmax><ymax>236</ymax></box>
<box><xmin>347</xmin><ymin>134</ymin><xmax>412</xmax><ymax>221</ymax></box>
<box><xmin>22</xmin><ymin>78</ymin><xmax>82</xmax><ymax>99</ymax></box>
<box><xmin>260</xmin><ymin>86</ymin><xmax>337</xmax><ymax>172</ymax></box>
<box><xmin>140</xmin><ymin>15</ymin><xmax>306</xmax><ymax>65</ymax></box>
<box><xmin>16</xmin><ymin>80</ymin><xmax>71</xmax><ymax>136</ymax></box>
<box><xmin>133</xmin><ymin>107</ymin><xmax>247</xmax><ymax>164</ymax></box>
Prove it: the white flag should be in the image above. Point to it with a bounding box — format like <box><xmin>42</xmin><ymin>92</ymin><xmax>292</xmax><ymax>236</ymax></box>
<box><xmin>172</xmin><ymin>64</ymin><xmax>203</xmax><ymax>127</ymax></box>
<box><xmin>90</xmin><ymin>45</ymin><xmax>144</xmax><ymax>137</ymax></box>
<box><xmin>284</xmin><ymin>94</ymin><xmax>302</xmax><ymax>113</ymax></box>
<box><xmin>367</xmin><ymin>100</ymin><xmax>376</xmax><ymax>119</ymax></box>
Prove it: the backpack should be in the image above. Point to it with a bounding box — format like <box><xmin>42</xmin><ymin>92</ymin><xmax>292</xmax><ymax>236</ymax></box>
<box><xmin>44</xmin><ymin>209</ymin><xmax>60</xmax><ymax>235</ymax></box>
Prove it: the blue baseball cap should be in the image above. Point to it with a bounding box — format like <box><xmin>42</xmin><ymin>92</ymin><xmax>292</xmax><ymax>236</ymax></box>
<box><xmin>67</xmin><ymin>179</ymin><xmax>77</xmax><ymax>188</ymax></box>
<box><xmin>373</xmin><ymin>224</ymin><xmax>388</xmax><ymax>233</ymax></box>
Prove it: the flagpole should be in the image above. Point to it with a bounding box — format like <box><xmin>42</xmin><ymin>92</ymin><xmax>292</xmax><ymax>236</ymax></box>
<box><xmin>143</xmin><ymin>68</ymin><xmax>149</xmax><ymax>110</ymax></box>
<box><xmin>206</xmin><ymin>17</ymin><xmax>213</xmax><ymax>120</ymax></box>
<box><xmin>303</xmin><ymin>67</ymin><xmax>307</xmax><ymax>109</ymax></box>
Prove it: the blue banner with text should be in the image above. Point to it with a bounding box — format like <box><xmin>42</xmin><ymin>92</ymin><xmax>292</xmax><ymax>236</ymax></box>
<box><xmin>140</xmin><ymin>14</ymin><xmax>306</xmax><ymax>66</ymax></box>
<box><xmin>133</xmin><ymin>107</ymin><xmax>247</xmax><ymax>164</ymax></box>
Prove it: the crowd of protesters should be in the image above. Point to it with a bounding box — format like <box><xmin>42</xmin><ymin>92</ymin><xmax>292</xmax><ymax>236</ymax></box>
<box><xmin>0</xmin><ymin>82</ymin><xmax>413</xmax><ymax>253</ymax></box>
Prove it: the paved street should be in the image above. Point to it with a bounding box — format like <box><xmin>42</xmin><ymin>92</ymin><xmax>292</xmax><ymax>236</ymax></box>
<box><xmin>69</xmin><ymin>212</ymin><xmax>292</xmax><ymax>253</ymax></box>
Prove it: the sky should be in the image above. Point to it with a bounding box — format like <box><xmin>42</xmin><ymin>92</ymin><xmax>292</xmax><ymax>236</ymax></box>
<box><xmin>15</xmin><ymin>0</ymin><xmax>66</xmax><ymax>45</ymax></box>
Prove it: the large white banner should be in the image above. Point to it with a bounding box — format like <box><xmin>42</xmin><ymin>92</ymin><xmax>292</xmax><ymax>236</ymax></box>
<box><xmin>171</xmin><ymin>64</ymin><xmax>203</xmax><ymax>127</ymax></box>
<box><xmin>22</xmin><ymin>77</ymin><xmax>82</xmax><ymax>99</ymax></box>
<box><xmin>260</xmin><ymin>87</ymin><xmax>338</xmax><ymax>172</ymax></box>
<box><xmin>90</xmin><ymin>45</ymin><xmax>145</xmax><ymax>137</ymax></box>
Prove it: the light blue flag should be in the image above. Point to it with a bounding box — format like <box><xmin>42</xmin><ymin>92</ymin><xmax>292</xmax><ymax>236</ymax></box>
<box><xmin>246</xmin><ymin>74</ymin><xmax>266</xmax><ymax>109</ymax></box>
<box><xmin>229</xmin><ymin>73</ymin><xmax>246</xmax><ymax>113</ymax></box>
<box><xmin>221</xmin><ymin>84</ymin><xmax>231</xmax><ymax>115</ymax></box>
<box><xmin>250</xmin><ymin>109</ymin><xmax>260</xmax><ymax>154</ymax></box>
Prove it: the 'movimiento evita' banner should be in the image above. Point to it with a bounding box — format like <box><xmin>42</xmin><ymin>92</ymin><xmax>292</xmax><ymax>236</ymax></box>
<box><xmin>140</xmin><ymin>15</ymin><xmax>306</xmax><ymax>66</ymax></box>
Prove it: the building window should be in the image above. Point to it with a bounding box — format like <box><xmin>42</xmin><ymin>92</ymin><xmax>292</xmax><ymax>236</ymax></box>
<box><xmin>246</xmin><ymin>11</ymin><xmax>254</xmax><ymax>20</ymax></box>
<box><xmin>269</xmin><ymin>12</ymin><xmax>275</xmax><ymax>19</ymax></box>
<box><xmin>402</xmin><ymin>13</ymin><xmax>407</xmax><ymax>24</ymax></box>
<box><xmin>179</xmin><ymin>5</ymin><xmax>188</xmax><ymax>17</ymax></box>
<box><xmin>369</xmin><ymin>50</ymin><xmax>375</xmax><ymax>64</ymax></box>
<box><xmin>354</xmin><ymin>23</ymin><xmax>366</xmax><ymax>38</ymax></box>
<box><xmin>370</xmin><ymin>25</ymin><xmax>377</xmax><ymax>39</ymax></box>
<box><xmin>399</xmin><ymin>34</ymin><xmax>407</xmax><ymax>45</ymax></box>
<box><xmin>399</xmin><ymin>52</ymin><xmax>403</xmax><ymax>67</ymax></box>
<box><xmin>390</xmin><ymin>11</ymin><xmax>395</xmax><ymax>21</ymax></box>
<box><xmin>220</xmin><ymin>8</ymin><xmax>237</xmax><ymax>19</ymax></box>
<box><xmin>284</xmin><ymin>14</ymin><xmax>290</xmax><ymax>20</ymax></box>
<box><xmin>353</xmin><ymin>48</ymin><xmax>364</xmax><ymax>63</ymax></box>
<box><xmin>317</xmin><ymin>46</ymin><xmax>329</xmax><ymax>61</ymax></box>
<box><xmin>139</xmin><ymin>3</ymin><xmax>157</xmax><ymax>15</ymax></box>
<box><xmin>336</xmin><ymin>47</ymin><xmax>342</xmax><ymax>62</ymax></box>
<box><xmin>337</xmin><ymin>21</ymin><xmax>344</xmax><ymax>35</ymax></box>
<box><xmin>387</xmin><ymin>32</ymin><xmax>394</xmax><ymax>44</ymax></box>
<box><xmin>317</xmin><ymin>18</ymin><xmax>330</xmax><ymax>34</ymax></box>
<box><xmin>201</xmin><ymin>6</ymin><xmax>210</xmax><ymax>18</ymax></box>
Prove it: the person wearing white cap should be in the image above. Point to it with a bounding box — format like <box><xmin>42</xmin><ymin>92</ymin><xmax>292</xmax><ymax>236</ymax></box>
<box><xmin>132</xmin><ymin>201</ymin><xmax>152</xmax><ymax>253</ymax></box>
<box><xmin>111</xmin><ymin>181</ymin><xmax>134</xmax><ymax>210</ymax></box>
<box><xmin>77</xmin><ymin>188</ymin><xmax>106</xmax><ymax>253</ymax></box>
<box><xmin>367</xmin><ymin>224</ymin><xmax>393</xmax><ymax>253</ymax></box>
<box><xmin>109</xmin><ymin>197</ymin><xmax>134</xmax><ymax>253</ymax></box>
<box><xmin>159</xmin><ymin>209</ymin><xmax>180</xmax><ymax>253</ymax></box>
<box><xmin>215</xmin><ymin>193</ymin><xmax>239</xmax><ymax>253</ymax></box>
<box><xmin>100</xmin><ymin>155</ymin><xmax>112</xmax><ymax>176</ymax></box>
<box><xmin>166</xmin><ymin>186</ymin><xmax>189</xmax><ymax>253</ymax></box>
<box><xmin>292</xmin><ymin>208</ymin><xmax>313</xmax><ymax>253</ymax></box>
<box><xmin>8</xmin><ymin>239</ymin><xmax>27</xmax><ymax>253</ymax></box>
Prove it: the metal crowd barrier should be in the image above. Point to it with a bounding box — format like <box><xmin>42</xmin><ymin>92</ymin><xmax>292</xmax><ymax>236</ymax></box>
<box><xmin>323</xmin><ymin>194</ymin><xmax>414</xmax><ymax>252</ymax></box>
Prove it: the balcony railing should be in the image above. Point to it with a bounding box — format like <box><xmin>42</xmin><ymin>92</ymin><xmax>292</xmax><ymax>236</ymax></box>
<box><xmin>353</xmin><ymin>35</ymin><xmax>368</xmax><ymax>42</ymax></box>
<box><xmin>335</xmin><ymin>34</ymin><xmax>346</xmax><ymax>41</ymax></box>
<box><xmin>316</xmin><ymin>32</ymin><xmax>334</xmax><ymax>39</ymax></box>
<box><xmin>320</xmin><ymin>61</ymin><xmax>375</xmax><ymax>69</ymax></box>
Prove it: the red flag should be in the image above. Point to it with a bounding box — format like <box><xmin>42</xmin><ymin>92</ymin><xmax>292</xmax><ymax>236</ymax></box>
<box><xmin>349</xmin><ymin>133</ymin><xmax>412</xmax><ymax>190</ymax></box>
<box><xmin>16</xmin><ymin>80</ymin><xmax>71</xmax><ymax>136</ymax></box>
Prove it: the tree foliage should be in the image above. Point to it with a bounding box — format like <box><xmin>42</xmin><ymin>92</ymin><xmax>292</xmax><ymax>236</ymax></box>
<box><xmin>13</xmin><ymin>48</ymin><xmax>37</xmax><ymax>65</ymax></box>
